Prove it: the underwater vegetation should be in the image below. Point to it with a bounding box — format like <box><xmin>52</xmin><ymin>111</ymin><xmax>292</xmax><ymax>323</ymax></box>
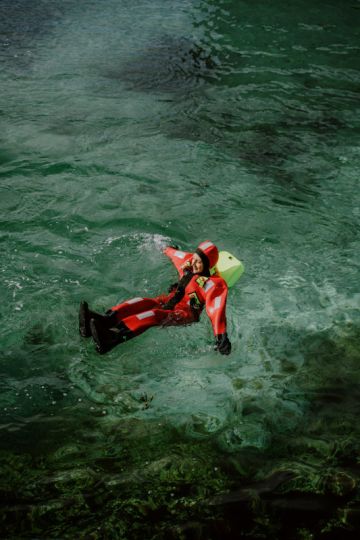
<box><xmin>1</xmin><ymin>432</ymin><xmax>360</xmax><ymax>539</ymax></box>
<box><xmin>1</xmin><ymin>325</ymin><xmax>360</xmax><ymax>539</ymax></box>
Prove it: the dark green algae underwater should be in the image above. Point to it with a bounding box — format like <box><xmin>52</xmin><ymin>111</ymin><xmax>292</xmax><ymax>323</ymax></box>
<box><xmin>1</xmin><ymin>0</ymin><xmax>360</xmax><ymax>538</ymax></box>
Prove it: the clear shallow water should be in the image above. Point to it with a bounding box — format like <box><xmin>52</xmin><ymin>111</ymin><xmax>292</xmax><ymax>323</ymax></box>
<box><xmin>0</xmin><ymin>0</ymin><xmax>360</xmax><ymax>537</ymax></box>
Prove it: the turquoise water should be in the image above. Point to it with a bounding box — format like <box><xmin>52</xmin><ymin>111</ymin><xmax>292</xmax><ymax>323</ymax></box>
<box><xmin>1</xmin><ymin>0</ymin><xmax>360</xmax><ymax>537</ymax></box>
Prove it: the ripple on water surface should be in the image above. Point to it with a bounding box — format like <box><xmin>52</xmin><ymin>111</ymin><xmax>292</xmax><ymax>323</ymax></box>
<box><xmin>0</xmin><ymin>0</ymin><xmax>360</xmax><ymax>536</ymax></box>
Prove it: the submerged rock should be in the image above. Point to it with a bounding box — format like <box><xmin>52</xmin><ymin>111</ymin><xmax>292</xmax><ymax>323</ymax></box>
<box><xmin>52</xmin><ymin>467</ymin><xmax>97</xmax><ymax>490</ymax></box>
<box><xmin>50</xmin><ymin>444</ymin><xmax>86</xmax><ymax>463</ymax></box>
<box><xmin>322</xmin><ymin>470</ymin><xmax>357</xmax><ymax>497</ymax></box>
<box><xmin>210</xmin><ymin>469</ymin><xmax>295</xmax><ymax>506</ymax></box>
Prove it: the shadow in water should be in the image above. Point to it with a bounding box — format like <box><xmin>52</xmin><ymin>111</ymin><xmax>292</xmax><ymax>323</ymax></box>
<box><xmin>103</xmin><ymin>35</ymin><xmax>220</xmax><ymax>93</ymax></box>
<box><xmin>0</xmin><ymin>0</ymin><xmax>67</xmax><ymax>70</ymax></box>
<box><xmin>94</xmin><ymin>1</ymin><xmax>354</xmax><ymax>202</ymax></box>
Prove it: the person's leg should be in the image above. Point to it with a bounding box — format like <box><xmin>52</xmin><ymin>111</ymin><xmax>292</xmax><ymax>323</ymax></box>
<box><xmin>90</xmin><ymin>319</ymin><xmax>133</xmax><ymax>355</ymax></box>
<box><xmin>90</xmin><ymin>308</ymin><xmax>167</xmax><ymax>355</ymax></box>
<box><xmin>89</xmin><ymin>296</ymin><xmax>196</xmax><ymax>354</ymax></box>
<box><xmin>120</xmin><ymin>305</ymin><xmax>196</xmax><ymax>336</ymax></box>
<box><xmin>80</xmin><ymin>296</ymin><xmax>167</xmax><ymax>339</ymax></box>
<box><xmin>109</xmin><ymin>296</ymin><xmax>167</xmax><ymax>323</ymax></box>
<box><xmin>79</xmin><ymin>301</ymin><xmax>117</xmax><ymax>338</ymax></box>
<box><xmin>90</xmin><ymin>296</ymin><xmax>168</xmax><ymax>354</ymax></box>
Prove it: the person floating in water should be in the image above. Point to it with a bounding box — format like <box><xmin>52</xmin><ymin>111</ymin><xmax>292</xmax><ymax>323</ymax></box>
<box><xmin>79</xmin><ymin>240</ymin><xmax>231</xmax><ymax>355</ymax></box>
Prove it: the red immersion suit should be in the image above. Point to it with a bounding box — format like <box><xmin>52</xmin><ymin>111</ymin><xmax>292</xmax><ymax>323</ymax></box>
<box><xmin>109</xmin><ymin>246</ymin><xmax>229</xmax><ymax>338</ymax></box>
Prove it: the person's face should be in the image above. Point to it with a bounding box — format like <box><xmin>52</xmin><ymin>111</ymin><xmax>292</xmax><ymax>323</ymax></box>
<box><xmin>191</xmin><ymin>253</ymin><xmax>204</xmax><ymax>274</ymax></box>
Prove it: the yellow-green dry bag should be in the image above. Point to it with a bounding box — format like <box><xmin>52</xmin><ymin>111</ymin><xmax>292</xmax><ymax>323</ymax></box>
<box><xmin>213</xmin><ymin>251</ymin><xmax>244</xmax><ymax>288</ymax></box>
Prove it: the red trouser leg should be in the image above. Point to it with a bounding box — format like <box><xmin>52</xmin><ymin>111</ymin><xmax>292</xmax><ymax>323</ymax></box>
<box><xmin>122</xmin><ymin>306</ymin><xmax>196</xmax><ymax>336</ymax></box>
<box><xmin>110</xmin><ymin>295</ymin><xmax>168</xmax><ymax>322</ymax></box>
<box><xmin>110</xmin><ymin>295</ymin><xmax>196</xmax><ymax>337</ymax></box>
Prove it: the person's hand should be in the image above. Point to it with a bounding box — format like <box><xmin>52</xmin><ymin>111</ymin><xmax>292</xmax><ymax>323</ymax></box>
<box><xmin>214</xmin><ymin>333</ymin><xmax>231</xmax><ymax>355</ymax></box>
<box><xmin>189</xmin><ymin>296</ymin><xmax>200</xmax><ymax>310</ymax></box>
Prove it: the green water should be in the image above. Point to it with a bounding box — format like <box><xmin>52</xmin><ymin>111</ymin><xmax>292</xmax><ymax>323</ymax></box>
<box><xmin>1</xmin><ymin>0</ymin><xmax>360</xmax><ymax>537</ymax></box>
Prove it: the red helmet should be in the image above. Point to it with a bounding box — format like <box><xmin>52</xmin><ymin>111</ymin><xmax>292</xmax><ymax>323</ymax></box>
<box><xmin>196</xmin><ymin>240</ymin><xmax>219</xmax><ymax>270</ymax></box>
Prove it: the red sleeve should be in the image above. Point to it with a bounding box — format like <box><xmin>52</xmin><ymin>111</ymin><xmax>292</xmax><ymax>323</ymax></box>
<box><xmin>204</xmin><ymin>277</ymin><xmax>228</xmax><ymax>335</ymax></box>
<box><xmin>163</xmin><ymin>246</ymin><xmax>192</xmax><ymax>276</ymax></box>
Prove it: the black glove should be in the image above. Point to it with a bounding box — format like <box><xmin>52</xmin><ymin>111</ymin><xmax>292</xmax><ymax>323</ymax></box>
<box><xmin>189</xmin><ymin>296</ymin><xmax>201</xmax><ymax>310</ymax></box>
<box><xmin>168</xmin><ymin>282</ymin><xmax>178</xmax><ymax>293</ymax></box>
<box><xmin>214</xmin><ymin>333</ymin><xmax>231</xmax><ymax>355</ymax></box>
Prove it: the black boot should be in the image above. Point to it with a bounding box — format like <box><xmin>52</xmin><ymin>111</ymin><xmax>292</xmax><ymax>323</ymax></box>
<box><xmin>79</xmin><ymin>301</ymin><xmax>115</xmax><ymax>338</ymax></box>
<box><xmin>90</xmin><ymin>319</ymin><xmax>133</xmax><ymax>354</ymax></box>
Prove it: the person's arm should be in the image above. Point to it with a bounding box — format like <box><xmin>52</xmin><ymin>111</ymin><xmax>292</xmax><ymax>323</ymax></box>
<box><xmin>204</xmin><ymin>278</ymin><xmax>231</xmax><ymax>355</ymax></box>
<box><xmin>163</xmin><ymin>246</ymin><xmax>191</xmax><ymax>276</ymax></box>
